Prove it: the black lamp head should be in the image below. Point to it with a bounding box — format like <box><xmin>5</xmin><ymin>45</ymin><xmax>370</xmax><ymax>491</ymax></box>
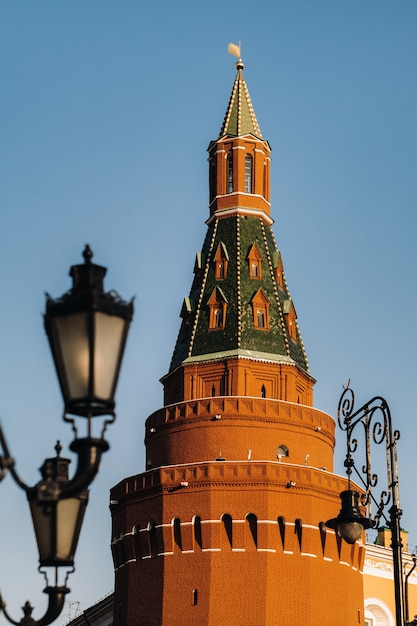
<box><xmin>44</xmin><ymin>245</ymin><xmax>134</xmax><ymax>418</ymax></box>
<box><xmin>326</xmin><ymin>489</ymin><xmax>372</xmax><ymax>544</ymax></box>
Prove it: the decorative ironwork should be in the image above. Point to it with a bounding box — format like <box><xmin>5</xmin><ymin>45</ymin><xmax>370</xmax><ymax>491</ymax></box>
<box><xmin>336</xmin><ymin>382</ymin><xmax>405</xmax><ymax>626</ymax></box>
<box><xmin>337</xmin><ymin>383</ymin><xmax>401</xmax><ymax>528</ymax></box>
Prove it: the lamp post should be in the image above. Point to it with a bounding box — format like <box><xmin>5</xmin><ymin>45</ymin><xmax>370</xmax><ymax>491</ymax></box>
<box><xmin>0</xmin><ymin>246</ymin><xmax>133</xmax><ymax>626</ymax></box>
<box><xmin>325</xmin><ymin>383</ymin><xmax>405</xmax><ymax>626</ymax></box>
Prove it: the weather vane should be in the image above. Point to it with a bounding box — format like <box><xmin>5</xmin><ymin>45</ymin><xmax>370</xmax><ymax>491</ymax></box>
<box><xmin>228</xmin><ymin>42</ymin><xmax>242</xmax><ymax>61</ymax></box>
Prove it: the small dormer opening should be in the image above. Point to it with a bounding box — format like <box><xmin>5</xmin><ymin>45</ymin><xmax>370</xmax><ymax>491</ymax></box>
<box><xmin>214</xmin><ymin>242</ymin><xmax>229</xmax><ymax>280</ymax></box>
<box><xmin>251</xmin><ymin>288</ymin><xmax>270</xmax><ymax>331</ymax></box>
<box><xmin>283</xmin><ymin>300</ymin><xmax>297</xmax><ymax>341</ymax></box>
<box><xmin>274</xmin><ymin>253</ymin><xmax>284</xmax><ymax>290</ymax></box>
<box><xmin>247</xmin><ymin>243</ymin><xmax>263</xmax><ymax>280</ymax></box>
<box><xmin>180</xmin><ymin>319</ymin><xmax>190</xmax><ymax>342</ymax></box>
<box><xmin>227</xmin><ymin>153</ymin><xmax>233</xmax><ymax>193</ymax></box>
<box><xmin>194</xmin><ymin>251</ymin><xmax>205</xmax><ymax>276</ymax></box>
<box><xmin>288</xmin><ymin>313</ymin><xmax>296</xmax><ymax>340</ymax></box>
<box><xmin>244</xmin><ymin>154</ymin><xmax>253</xmax><ymax>193</ymax></box>
<box><xmin>208</xmin><ymin>287</ymin><xmax>228</xmax><ymax>331</ymax></box>
<box><xmin>180</xmin><ymin>298</ymin><xmax>196</xmax><ymax>342</ymax></box>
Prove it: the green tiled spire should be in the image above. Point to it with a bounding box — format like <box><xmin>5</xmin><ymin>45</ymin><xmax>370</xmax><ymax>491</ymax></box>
<box><xmin>169</xmin><ymin>214</ymin><xmax>309</xmax><ymax>375</ymax></box>
<box><xmin>219</xmin><ymin>60</ymin><xmax>262</xmax><ymax>139</ymax></box>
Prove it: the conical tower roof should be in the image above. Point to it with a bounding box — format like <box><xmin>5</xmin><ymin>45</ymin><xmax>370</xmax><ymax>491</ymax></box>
<box><xmin>168</xmin><ymin>213</ymin><xmax>309</xmax><ymax>375</ymax></box>
<box><xmin>219</xmin><ymin>59</ymin><xmax>263</xmax><ymax>139</ymax></box>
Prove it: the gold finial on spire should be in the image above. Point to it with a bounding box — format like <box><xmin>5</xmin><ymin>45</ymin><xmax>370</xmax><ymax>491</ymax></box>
<box><xmin>228</xmin><ymin>42</ymin><xmax>244</xmax><ymax>70</ymax></box>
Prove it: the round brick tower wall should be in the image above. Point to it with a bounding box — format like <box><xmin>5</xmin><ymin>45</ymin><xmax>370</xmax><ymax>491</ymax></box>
<box><xmin>145</xmin><ymin>397</ymin><xmax>335</xmax><ymax>471</ymax></box>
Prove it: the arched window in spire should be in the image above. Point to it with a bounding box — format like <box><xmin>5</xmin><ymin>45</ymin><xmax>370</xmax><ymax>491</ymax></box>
<box><xmin>244</xmin><ymin>154</ymin><xmax>253</xmax><ymax>193</ymax></box>
<box><xmin>214</xmin><ymin>242</ymin><xmax>229</xmax><ymax>280</ymax></box>
<box><xmin>208</xmin><ymin>287</ymin><xmax>228</xmax><ymax>331</ymax></box>
<box><xmin>272</xmin><ymin>251</ymin><xmax>284</xmax><ymax>290</ymax></box>
<box><xmin>251</xmin><ymin>288</ymin><xmax>270</xmax><ymax>331</ymax></box>
<box><xmin>283</xmin><ymin>299</ymin><xmax>297</xmax><ymax>341</ymax></box>
<box><xmin>257</xmin><ymin>309</ymin><xmax>266</xmax><ymax>328</ymax></box>
<box><xmin>226</xmin><ymin>153</ymin><xmax>233</xmax><ymax>193</ymax></box>
<box><xmin>180</xmin><ymin>297</ymin><xmax>196</xmax><ymax>342</ymax></box>
<box><xmin>214</xmin><ymin>309</ymin><xmax>223</xmax><ymax>328</ymax></box>
<box><xmin>247</xmin><ymin>243</ymin><xmax>263</xmax><ymax>280</ymax></box>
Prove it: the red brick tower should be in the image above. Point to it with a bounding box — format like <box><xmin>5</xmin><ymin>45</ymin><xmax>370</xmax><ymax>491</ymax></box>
<box><xmin>110</xmin><ymin>57</ymin><xmax>366</xmax><ymax>625</ymax></box>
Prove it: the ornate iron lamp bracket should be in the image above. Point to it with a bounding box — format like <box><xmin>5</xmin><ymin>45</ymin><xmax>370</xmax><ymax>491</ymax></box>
<box><xmin>337</xmin><ymin>383</ymin><xmax>401</xmax><ymax>527</ymax></box>
<box><xmin>336</xmin><ymin>382</ymin><xmax>405</xmax><ymax>626</ymax></box>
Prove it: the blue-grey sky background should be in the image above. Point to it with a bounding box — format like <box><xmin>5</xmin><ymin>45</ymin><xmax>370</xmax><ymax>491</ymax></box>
<box><xmin>1</xmin><ymin>1</ymin><xmax>416</xmax><ymax>622</ymax></box>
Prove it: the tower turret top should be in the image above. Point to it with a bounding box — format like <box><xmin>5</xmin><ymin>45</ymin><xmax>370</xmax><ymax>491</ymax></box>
<box><xmin>219</xmin><ymin>57</ymin><xmax>263</xmax><ymax>139</ymax></box>
<box><xmin>163</xmin><ymin>53</ymin><xmax>312</xmax><ymax>408</ymax></box>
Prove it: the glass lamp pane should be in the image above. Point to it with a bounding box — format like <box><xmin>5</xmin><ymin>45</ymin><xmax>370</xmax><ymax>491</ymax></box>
<box><xmin>29</xmin><ymin>496</ymin><xmax>87</xmax><ymax>566</ymax></box>
<box><xmin>52</xmin><ymin>313</ymin><xmax>90</xmax><ymax>400</ymax></box>
<box><xmin>56</xmin><ymin>497</ymin><xmax>86</xmax><ymax>561</ymax></box>
<box><xmin>30</xmin><ymin>500</ymin><xmax>53</xmax><ymax>564</ymax></box>
<box><xmin>338</xmin><ymin>521</ymin><xmax>363</xmax><ymax>544</ymax></box>
<box><xmin>94</xmin><ymin>312</ymin><xmax>126</xmax><ymax>400</ymax></box>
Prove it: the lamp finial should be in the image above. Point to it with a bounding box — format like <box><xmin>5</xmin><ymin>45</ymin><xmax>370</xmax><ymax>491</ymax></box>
<box><xmin>83</xmin><ymin>245</ymin><xmax>93</xmax><ymax>264</ymax></box>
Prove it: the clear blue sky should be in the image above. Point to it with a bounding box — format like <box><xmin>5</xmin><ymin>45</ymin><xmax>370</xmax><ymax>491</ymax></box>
<box><xmin>1</xmin><ymin>1</ymin><xmax>417</xmax><ymax>622</ymax></box>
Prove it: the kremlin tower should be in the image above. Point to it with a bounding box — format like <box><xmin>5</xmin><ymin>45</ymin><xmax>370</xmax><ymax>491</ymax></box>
<box><xmin>110</xmin><ymin>55</ymin><xmax>366</xmax><ymax>625</ymax></box>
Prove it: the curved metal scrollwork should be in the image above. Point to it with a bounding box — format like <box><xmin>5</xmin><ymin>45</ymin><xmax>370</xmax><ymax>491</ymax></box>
<box><xmin>337</xmin><ymin>383</ymin><xmax>400</xmax><ymax>527</ymax></box>
<box><xmin>336</xmin><ymin>382</ymin><xmax>404</xmax><ymax>626</ymax></box>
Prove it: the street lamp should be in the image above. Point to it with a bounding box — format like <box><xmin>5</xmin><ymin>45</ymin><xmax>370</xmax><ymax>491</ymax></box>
<box><xmin>326</xmin><ymin>383</ymin><xmax>405</xmax><ymax>626</ymax></box>
<box><xmin>327</xmin><ymin>488</ymin><xmax>372</xmax><ymax>544</ymax></box>
<box><xmin>0</xmin><ymin>246</ymin><xmax>133</xmax><ymax>626</ymax></box>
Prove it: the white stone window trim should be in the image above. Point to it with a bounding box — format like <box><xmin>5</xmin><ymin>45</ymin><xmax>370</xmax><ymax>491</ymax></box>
<box><xmin>364</xmin><ymin>597</ymin><xmax>394</xmax><ymax>626</ymax></box>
